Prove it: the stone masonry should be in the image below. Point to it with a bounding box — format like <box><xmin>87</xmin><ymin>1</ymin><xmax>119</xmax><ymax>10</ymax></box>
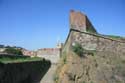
<box><xmin>58</xmin><ymin>10</ymin><xmax>125</xmax><ymax>83</ymax></box>
<box><xmin>63</xmin><ymin>10</ymin><xmax>125</xmax><ymax>54</ymax></box>
<box><xmin>70</xmin><ymin>10</ymin><xmax>97</xmax><ymax>33</ymax></box>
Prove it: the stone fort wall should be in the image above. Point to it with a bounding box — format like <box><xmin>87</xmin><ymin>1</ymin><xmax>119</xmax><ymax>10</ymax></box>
<box><xmin>37</xmin><ymin>48</ymin><xmax>61</xmax><ymax>64</ymax></box>
<box><xmin>70</xmin><ymin>29</ymin><xmax>125</xmax><ymax>54</ymax></box>
<box><xmin>62</xmin><ymin>10</ymin><xmax>125</xmax><ymax>56</ymax></box>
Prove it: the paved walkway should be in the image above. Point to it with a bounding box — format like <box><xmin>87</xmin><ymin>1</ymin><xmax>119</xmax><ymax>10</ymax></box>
<box><xmin>40</xmin><ymin>64</ymin><xmax>57</xmax><ymax>83</ymax></box>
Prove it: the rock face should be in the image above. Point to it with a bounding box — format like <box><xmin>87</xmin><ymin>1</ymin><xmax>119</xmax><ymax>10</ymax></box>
<box><xmin>56</xmin><ymin>10</ymin><xmax>125</xmax><ymax>83</ymax></box>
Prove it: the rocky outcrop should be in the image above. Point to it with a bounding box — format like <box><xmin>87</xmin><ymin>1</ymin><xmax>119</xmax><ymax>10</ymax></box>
<box><xmin>0</xmin><ymin>58</ymin><xmax>51</xmax><ymax>83</ymax></box>
<box><xmin>56</xmin><ymin>10</ymin><xmax>125</xmax><ymax>83</ymax></box>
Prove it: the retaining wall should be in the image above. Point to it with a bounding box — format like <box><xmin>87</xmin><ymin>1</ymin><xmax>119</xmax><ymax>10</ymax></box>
<box><xmin>0</xmin><ymin>59</ymin><xmax>51</xmax><ymax>83</ymax></box>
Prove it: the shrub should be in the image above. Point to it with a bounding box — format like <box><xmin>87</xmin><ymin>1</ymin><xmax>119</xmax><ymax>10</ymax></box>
<box><xmin>72</xmin><ymin>43</ymin><xmax>84</xmax><ymax>56</ymax></box>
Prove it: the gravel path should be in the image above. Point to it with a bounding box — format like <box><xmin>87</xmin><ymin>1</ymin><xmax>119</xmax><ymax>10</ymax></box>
<box><xmin>40</xmin><ymin>64</ymin><xmax>57</xmax><ymax>83</ymax></box>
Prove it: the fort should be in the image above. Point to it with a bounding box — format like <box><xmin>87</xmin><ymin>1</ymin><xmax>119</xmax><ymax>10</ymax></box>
<box><xmin>63</xmin><ymin>10</ymin><xmax>125</xmax><ymax>53</ymax></box>
<box><xmin>0</xmin><ymin>10</ymin><xmax>125</xmax><ymax>83</ymax></box>
<box><xmin>56</xmin><ymin>10</ymin><xmax>125</xmax><ymax>83</ymax></box>
<box><xmin>0</xmin><ymin>43</ymin><xmax>63</xmax><ymax>64</ymax></box>
<box><xmin>70</xmin><ymin>10</ymin><xmax>97</xmax><ymax>33</ymax></box>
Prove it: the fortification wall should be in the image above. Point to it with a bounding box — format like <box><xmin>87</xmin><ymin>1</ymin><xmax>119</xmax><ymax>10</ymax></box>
<box><xmin>57</xmin><ymin>10</ymin><xmax>125</xmax><ymax>83</ymax></box>
<box><xmin>0</xmin><ymin>59</ymin><xmax>51</xmax><ymax>83</ymax></box>
<box><xmin>63</xmin><ymin>10</ymin><xmax>125</xmax><ymax>55</ymax></box>
<box><xmin>70</xmin><ymin>10</ymin><xmax>97</xmax><ymax>33</ymax></box>
<box><xmin>37</xmin><ymin>48</ymin><xmax>60</xmax><ymax>64</ymax></box>
<box><xmin>64</xmin><ymin>29</ymin><xmax>125</xmax><ymax>55</ymax></box>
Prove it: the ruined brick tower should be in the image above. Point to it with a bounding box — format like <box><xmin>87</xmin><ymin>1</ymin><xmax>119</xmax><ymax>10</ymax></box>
<box><xmin>70</xmin><ymin>10</ymin><xmax>97</xmax><ymax>33</ymax></box>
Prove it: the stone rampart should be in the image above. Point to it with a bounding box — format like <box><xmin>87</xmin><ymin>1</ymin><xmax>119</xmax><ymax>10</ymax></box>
<box><xmin>0</xmin><ymin>59</ymin><xmax>51</xmax><ymax>83</ymax></box>
<box><xmin>70</xmin><ymin>29</ymin><xmax>125</xmax><ymax>54</ymax></box>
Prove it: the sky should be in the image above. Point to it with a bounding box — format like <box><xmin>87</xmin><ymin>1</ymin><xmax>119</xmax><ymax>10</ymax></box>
<box><xmin>0</xmin><ymin>0</ymin><xmax>125</xmax><ymax>50</ymax></box>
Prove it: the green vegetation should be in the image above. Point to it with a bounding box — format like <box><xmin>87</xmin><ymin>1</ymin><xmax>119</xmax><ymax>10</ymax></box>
<box><xmin>90</xmin><ymin>81</ymin><xmax>94</xmax><ymax>83</ymax></box>
<box><xmin>0</xmin><ymin>56</ymin><xmax>51</xmax><ymax>83</ymax></box>
<box><xmin>4</xmin><ymin>47</ymin><xmax>23</xmax><ymax>55</ymax></box>
<box><xmin>81</xmin><ymin>81</ymin><xmax>86</xmax><ymax>83</ymax></box>
<box><xmin>72</xmin><ymin>43</ymin><xmax>96</xmax><ymax>56</ymax></box>
<box><xmin>72</xmin><ymin>43</ymin><xmax>97</xmax><ymax>57</ymax></box>
<box><xmin>63</xmin><ymin>55</ymin><xmax>67</xmax><ymax>64</ymax></box>
<box><xmin>53</xmin><ymin>73</ymin><xmax>59</xmax><ymax>83</ymax></box>
<box><xmin>104</xmin><ymin>35</ymin><xmax>124</xmax><ymax>40</ymax></box>
<box><xmin>72</xmin><ymin>43</ymin><xmax>84</xmax><ymax>56</ymax></box>
<box><xmin>122</xmin><ymin>60</ymin><xmax>125</xmax><ymax>63</ymax></box>
<box><xmin>0</xmin><ymin>56</ymin><xmax>43</xmax><ymax>63</ymax></box>
<box><xmin>62</xmin><ymin>52</ymin><xmax>67</xmax><ymax>64</ymax></box>
<box><xmin>81</xmin><ymin>81</ymin><xmax>94</xmax><ymax>83</ymax></box>
<box><xmin>54</xmin><ymin>51</ymin><xmax>67</xmax><ymax>83</ymax></box>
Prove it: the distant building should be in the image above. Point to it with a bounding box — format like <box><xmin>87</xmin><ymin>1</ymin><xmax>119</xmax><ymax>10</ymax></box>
<box><xmin>56</xmin><ymin>43</ymin><xmax>63</xmax><ymax>49</ymax></box>
<box><xmin>0</xmin><ymin>48</ymin><xmax>6</xmax><ymax>54</ymax></box>
<box><xmin>0</xmin><ymin>43</ymin><xmax>63</xmax><ymax>59</ymax></box>
<box><xmin>21</xmin><ymin>49</ymin><xmax>37</xmax><ymax>56</ymax></box>
<box><xmin>36</xmin><ymin>43</ymin><xmax>63</xmax><ymax>63</ymax></box>
<box><xmin>0</xmin><ymin>45</ymin><xmax>34</xmax><ymax>56</ymax></box>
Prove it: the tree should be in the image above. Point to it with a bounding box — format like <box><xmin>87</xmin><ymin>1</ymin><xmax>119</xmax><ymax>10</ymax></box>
<box><xmin>4</xmin><ymin>47</ymin><xmax>23</xmax><ymax>55</ymax></box>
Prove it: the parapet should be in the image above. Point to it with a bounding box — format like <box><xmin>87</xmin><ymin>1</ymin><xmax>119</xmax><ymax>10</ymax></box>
<box><xmin>70</xmin><ymin>10</ymin><xmax>97</xmax><ymax>33</ymax></box>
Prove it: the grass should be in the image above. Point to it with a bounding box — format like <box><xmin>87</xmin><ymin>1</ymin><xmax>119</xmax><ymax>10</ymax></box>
<box><xmin>103</xmin><ymin>35</ymin><xmax>124</xmax><ymax>40</ymax></box>
<box><xmin>0</xmin><ymin>56</ymin><xmax>43</xmax><ymax>64</ymax></box>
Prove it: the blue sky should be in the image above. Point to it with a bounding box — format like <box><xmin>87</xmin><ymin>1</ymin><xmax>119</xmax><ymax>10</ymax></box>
<box><xmin>0</xmin><ymin>0</ymin><xmax>124</xmax><ymax>50</ymax></box>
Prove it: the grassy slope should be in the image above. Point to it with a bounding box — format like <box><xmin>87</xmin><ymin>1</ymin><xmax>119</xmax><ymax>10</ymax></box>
<box><xmin>0</xmin><ymin>56</ymin><xmax>44</xmax><ymax>64</ymax></box>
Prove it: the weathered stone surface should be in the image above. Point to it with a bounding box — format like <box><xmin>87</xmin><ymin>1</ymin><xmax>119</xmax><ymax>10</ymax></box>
<box><xmin>37</xmin><ymin>48</ymin><xmax>60</xmax><ymax>64</ymax></box>
<box><xmin>56</xmin><ymin>10</ymin><xmax>125</xmax><ymax>83</ymax></box>
<box><xmin>0</xmin><ymin>59</ymin><xmax>51</xmax><ymax>83</ymax></box>
<box><xmin>70</xmin><ymin>10</ymin><xmax>97</xmax><ymax>33</ymax></box>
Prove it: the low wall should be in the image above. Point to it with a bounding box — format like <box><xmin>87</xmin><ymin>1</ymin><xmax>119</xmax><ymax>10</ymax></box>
<box><xmin>0</xmin><ymin>59</ymin><xmax>51</xmax><ymax>83</ymax></box>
